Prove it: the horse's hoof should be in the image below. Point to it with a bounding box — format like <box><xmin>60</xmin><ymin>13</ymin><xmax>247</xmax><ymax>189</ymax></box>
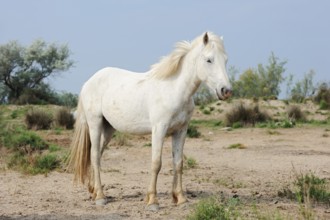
<box><xmin>178</xmin><ymin>201</ymin><xmax>189</xmax><ymax>210</ymax></box>
<box><xmin>145</xmin><ymin>204</ymin><xmax>160</xmax><ymax>212</ymax></box>
<box><xmin>95</xmin><ymin>198</ymin><xmax>107</xmax><ymax>206</ymax></box>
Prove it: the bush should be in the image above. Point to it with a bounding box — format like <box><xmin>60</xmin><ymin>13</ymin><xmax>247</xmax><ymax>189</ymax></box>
<box><xmin>295</xmin><ymin>173</ymin><xmax>330</xmax><ymax>205</ymax></box>
<box><xmin>319</xmin><ymin>99</ymin><xmax>329</xmax><ymax>110</ymax></box>
<box><xmin>25</xmin><ymin>109</ymin><xmax>53</xmax><ymax>130</ymax></box>
<box><xmin>187</xmin><ymin>124</ymin><xmax>201</xmax><ymax>138</ymax></box>
<box><xmin>3</xmin><ymin>129</ymin><xmax>49</xmax><ymax>153</ymax></box>
<box><xmin>314</xmin><ymin>83</ymin><xmax>330</xmax><ymax>109</ymax></box>
<box><xmin>55</xmin><ymin>107</ymin><xmax>75</xmax><ymax>129</ymax></box>
<box><xmin>33</xmin><ymin>154</ymin><xmax>60</xmax><ymax>174</ymax></box>
<box><xmin>8</xmin><ymin>152</ymin><xmax>60</xmax><ymax>175</ymax></box>
<box><xmin>287</xmin><ymin>105</ymin><xmax>305</xmax><ymax>121</ymax></box>
<box><xmin>187</xmin><ymin>197</ymin><xmax>240</xmax><ymax>220</ymax></box>
<box><xmin>185</xmin><ymin>156</ymin><xmax>197</xmax><ymax>169</ymax></box>
<box><xmin>225</xmin><ymin>103</ymin><xmax>270</xmax><ymax>127</ymax></box>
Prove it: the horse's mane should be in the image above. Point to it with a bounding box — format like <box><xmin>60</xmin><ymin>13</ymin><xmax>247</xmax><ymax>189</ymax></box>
<box><xmin>148</xmin><ymin>41</ymin><xmax>191</xmax><ymax>79</ymax></box>
<box><xmin>148</xmin><ymin>32</ymin><xmax>224</xmax><ymax>79</ymax></box>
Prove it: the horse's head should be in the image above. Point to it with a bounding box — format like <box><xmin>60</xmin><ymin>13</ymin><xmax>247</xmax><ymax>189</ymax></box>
<box><xmin>196</xmin><ymin>32</ymin><xmax>232</xmax><ymax>100</ymax></box>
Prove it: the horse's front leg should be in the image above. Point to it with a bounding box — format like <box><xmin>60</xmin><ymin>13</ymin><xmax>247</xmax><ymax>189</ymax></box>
<box><xmin>145</xmin><ymin>124</ymin><xmax>167</xmax><ymax>211</ymax></box>
<box><xmin>171</xmin><ymin>125</ymin><xmax>188</xmax><ymax>205</ymax></box>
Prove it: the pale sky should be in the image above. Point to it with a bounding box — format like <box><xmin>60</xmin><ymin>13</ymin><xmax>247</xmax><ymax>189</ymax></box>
<box><xmin>1</xmin><ymin>0</ymin><xmax>329</xmax><ymax>97</ymax></box>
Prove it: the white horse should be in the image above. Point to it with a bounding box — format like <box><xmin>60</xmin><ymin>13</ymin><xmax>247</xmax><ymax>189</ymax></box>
<box><xmin>68</xmin><ymin>32</ymin><xmax>232</xmax><ymax>210</ymax></box>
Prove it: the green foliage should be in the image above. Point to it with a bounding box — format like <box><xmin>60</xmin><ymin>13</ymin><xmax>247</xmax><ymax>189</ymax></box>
<box><xmin>231</xmin><ymin>53</ymin><xmax>286</xmax><ymax>98</ymax></box>
<box><xmin>187</xmin><ymin>197</ymin><xmax>240</xmax><ymax>220</ymax></box>
<box><xmin>187</xmin><ymin>124</ymin><xmax>201</xmax><ymax>138</ymax></box>
<box><xmin>3</xmin><ymin>128</ymin><xmax>48</xmax><ymax>153</ymax></box>
<box><xmin>314</xmin><ymin>83</ymin><xmax>330</xmax><ymax>110</ymax></box>
<box><xmin>290</xmin><ymin>70</ymin><xmax>316</xmax><ymax>102</ymax></box>
<box><xmin>319</xmin><ymin>100</ymin><xmax>329</xmax><ymax>110</ymax></box>
<box><xmin>25</xmin><ymin>109</ymin><xmax>53</xmax><ymax>130</ymax></box>
<box><xmin>279</xmin><ymin>172</ymin><xmax>330</xmax><ymax>206</ymax></box>
<box><xmin>0</xmin><ymin>39</ymin><xmax>74</xmax><ymax>104</ymax></box>
<box><xmin>55</xmin><ymin>92</ymin><xmax>78</xmax><ymax>107</ymax></box>
<box><xmin>8</xmin><ymin>152</ymin><xmax>60</xmax><ymax>175</ymax></box>
<box><xmin>295</xmin><ymin>173</ymin><xmax>330</xmax><ymax>205</ymax></box>
<box><xmin>33</xmin><ymin>154</ymin><xmax>60</xmax><ymax>174</ymax></box>
<box><xmin>185</xmin><ymin>156</ymin><xmax>197</xmax><ymax>169</ymax></box>
<box><xmin>225</xmin><ymin>103</ymin><xmax>270</xmax><ymax>127</ymax></box>
<box><xmin>55</xmin><ymin>107</ymin><xmax>74</xmax><ymax>129</ymax></box>
<box><xmin>227</xmin><ymin>143</ymin><xmax>246</xmax><ymax>149</ymax></box>
<box><xmin>190</xmin><ymin>119</ymin><xmax>223</xmax><ymax>128</ymax></box>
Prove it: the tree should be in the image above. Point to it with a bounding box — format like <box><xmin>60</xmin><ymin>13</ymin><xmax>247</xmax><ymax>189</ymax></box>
<box><xmin>290</xmin><ymin>70</ymin><xmax>316</xmax><ymax>102</ymax></box>
<box><xmin>230</xmin><ymin>53</ymin><xmax>286</xmax><ymax>99</ymax></box>
<box><xmin>0</xmin><ymin>40</ymin><xmax>74</xmax><ymax>103</ymax></box>
<box><xmin>257</xmin><ymin>52</ymin><xmax>286</xmax><ymax>97</ymax></box>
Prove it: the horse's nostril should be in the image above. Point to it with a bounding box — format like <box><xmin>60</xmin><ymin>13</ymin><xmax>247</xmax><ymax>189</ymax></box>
<box><xmin>221</xmin><ymin>87</ymin><xmax>232</xmax><ymax>96</ymax></box>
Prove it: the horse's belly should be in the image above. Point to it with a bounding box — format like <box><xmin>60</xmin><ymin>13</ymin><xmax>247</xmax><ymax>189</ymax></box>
<box><xmin>102</xmin><ymin>101</ymin><xmax>152</xmax><ymax>135</ymax></box>
<box><xmin>108</xmin><ymin>116</ymin><xmax>151</xmax><ymax>135</ymax></box>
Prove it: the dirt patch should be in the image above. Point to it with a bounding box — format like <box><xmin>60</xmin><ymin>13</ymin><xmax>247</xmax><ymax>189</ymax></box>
<box><xmin>1</xmin><ymin>100</ymin><xmax>330</xmax><ymax>219</ymax></box>
<box><xmin>1</xmin><ymin>125</ymin><xmax>330</xmax><ymax>219</ymax></box>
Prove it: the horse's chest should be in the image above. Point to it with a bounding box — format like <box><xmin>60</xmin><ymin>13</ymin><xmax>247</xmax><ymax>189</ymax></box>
<box><xmin>168</xmin><ymin>102</ymin><xmax>194</xmax><ymax>132</ymax></box>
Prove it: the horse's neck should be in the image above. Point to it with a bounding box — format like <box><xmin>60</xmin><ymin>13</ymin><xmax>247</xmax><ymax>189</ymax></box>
<box><xmin>173</xmin><ymin>61</ymin><xmax>201</xmax><ymax>102</ymax></box>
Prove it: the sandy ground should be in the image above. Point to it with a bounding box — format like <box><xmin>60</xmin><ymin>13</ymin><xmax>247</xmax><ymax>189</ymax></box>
<box><xmin>0</xmin><ymin>100</ymin><xmax>330</xmax><ymax>219</ymax></box>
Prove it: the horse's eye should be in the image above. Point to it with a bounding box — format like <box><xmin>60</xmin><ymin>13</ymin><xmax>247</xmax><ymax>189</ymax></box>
<box><xmin>207</xmin><ymin>59</ymin><xmax>212</xmax><ymax>63</ymax></box>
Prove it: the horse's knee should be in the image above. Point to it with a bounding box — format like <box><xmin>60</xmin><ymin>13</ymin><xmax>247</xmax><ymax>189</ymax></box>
<box><xmin>151</xmin><ymin>159</ymin><xmax>162</xmax><ymax>174</ymax></box>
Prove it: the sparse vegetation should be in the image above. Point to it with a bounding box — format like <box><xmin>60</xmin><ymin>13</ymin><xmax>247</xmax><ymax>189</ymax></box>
<box><xmin>287</xmin><ymin>105</ymin><xmax>305</xmax><ymax>122</ymax></box>
<box><xmin>187</xmin><ymin>197</ymin><xmax>240</xmax><ymax>220</ymax></box>
<box><xmin>25</xmin><ymin>109</ymin><xmax>53</xmax><ymax>130</ymax></box>
<box><xmin>225</xmin><ymin>103</ymin><xmax>270</xmax><ymax>127</ymax></box>
<box><xmin>113</xmin><ymin>131</ymin><xmax>130</xmax><ymax>146</ymax></box>
<box><xmin>187</xmin><ymin>124</ymin><xmax>201</xmax><ymax>138</ymax></box>
<box><xmin>227</xmin><ymin>143</ymin><xmax>246</xmax><ymax>149</ymax></box>
<box><xmin>185</xmin><ymin>156</ymin><xmax>197</xmax><ymax>169</ymax></box>
<box><xmin>295</xmin><ymin>173</ymin><xmax>330</xmax><ymax>205</ymax></box>
<box><xmin>314</xmin><ymin>83</ymin><xmax>330</xmax><ymax>110</ymax></box>
<box><xmin>55</xmin><ymin>107</ymin><xmax>75</xmax><ymax>129</ymax></box>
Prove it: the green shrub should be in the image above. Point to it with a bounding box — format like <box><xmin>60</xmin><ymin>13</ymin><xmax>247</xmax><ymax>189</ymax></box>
<box><xmin>185</xmin><ymin>156</ymin><xmax>197</xmax><ymax>169</ymax></box>
<box><xmin>187</xmin><ymin>197</ymin><xmax>240</xmax><ymax>220</ymax></box>
<box><xmin>225</xmin><ymin>103</ymin><xmax>270</xmax><ymax>127</ymax></box>
<box><xmin>25</xmin><ymin>109</ymin><xmax>53</xmax><ymax>130</ymax></box>
<box><xmin>55</xmin><ymin>107</ymin><xmax>75</xmax><ymax>129</ymax></box>
<box><xmin>3</xmin><ymin>129</ymin><xmax>48</xmax><ymax>153</ymax></box>
<box><xmin>314</xmin><ymin>83</ymin><xmax>330</xmax><ymax>109</ymax></box>
<box><xmin>8</xmin><ymin>152</ymin><xmax>60</xmax><ymax>175</ymax></box>
<box><xmin>33</xmin><ymin>154</ymin><xmax>60</xmax><ymax>174</ymax></box>
<box><xmin>187</xmin><ymin>124</ymin><xmax>201</xmax><ymax>138</ymax></box>
<box><xmin>295</xmin><ymin>173</ymin><xmax>330</xmax><ymax>205</ymax></box>
<box><xmin>319</xmin><ymin>99</ymin><xmax>329</xmax><ymax>110</ymax></box>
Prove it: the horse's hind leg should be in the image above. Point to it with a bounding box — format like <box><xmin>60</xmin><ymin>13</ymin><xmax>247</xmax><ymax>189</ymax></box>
<box><xmin>89</xmin><ymin>117</ymin><xmax>112</xmax><ymax>205</ymax></box>
<box><xmin>89</xmin><ymin>118</ymin><xmax>115</xmax><ymax>205</ymax></box>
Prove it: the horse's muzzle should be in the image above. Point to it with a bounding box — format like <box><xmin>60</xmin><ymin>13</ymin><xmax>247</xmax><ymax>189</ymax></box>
<box><xmin>216</xmin><ymin>87</ymin><xmax>232</xmax><ymax>100</ymax></box>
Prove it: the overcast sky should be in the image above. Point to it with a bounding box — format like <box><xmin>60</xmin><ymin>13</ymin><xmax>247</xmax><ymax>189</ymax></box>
<box><xmin>1</xmin><ymin>0</ymin><xmax>329</xmax><ymax>97</ymax></box>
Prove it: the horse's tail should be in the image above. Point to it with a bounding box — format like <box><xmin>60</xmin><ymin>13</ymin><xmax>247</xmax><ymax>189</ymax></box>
<box><xmin>67</xmin><ymin>97</ymin><xmax>91</xmax><ymax>184</ymax></box>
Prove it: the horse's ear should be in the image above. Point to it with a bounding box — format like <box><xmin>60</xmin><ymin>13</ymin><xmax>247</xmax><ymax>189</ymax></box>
<box><xmin>220</xmin><ymin>36</ymin><xmax>224</xmax><ymax>41</ymax></box>
<box><xmin>203</xmin><ymin>32</ymin><xmax>209</xmax><ymax>45</ymax></box>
